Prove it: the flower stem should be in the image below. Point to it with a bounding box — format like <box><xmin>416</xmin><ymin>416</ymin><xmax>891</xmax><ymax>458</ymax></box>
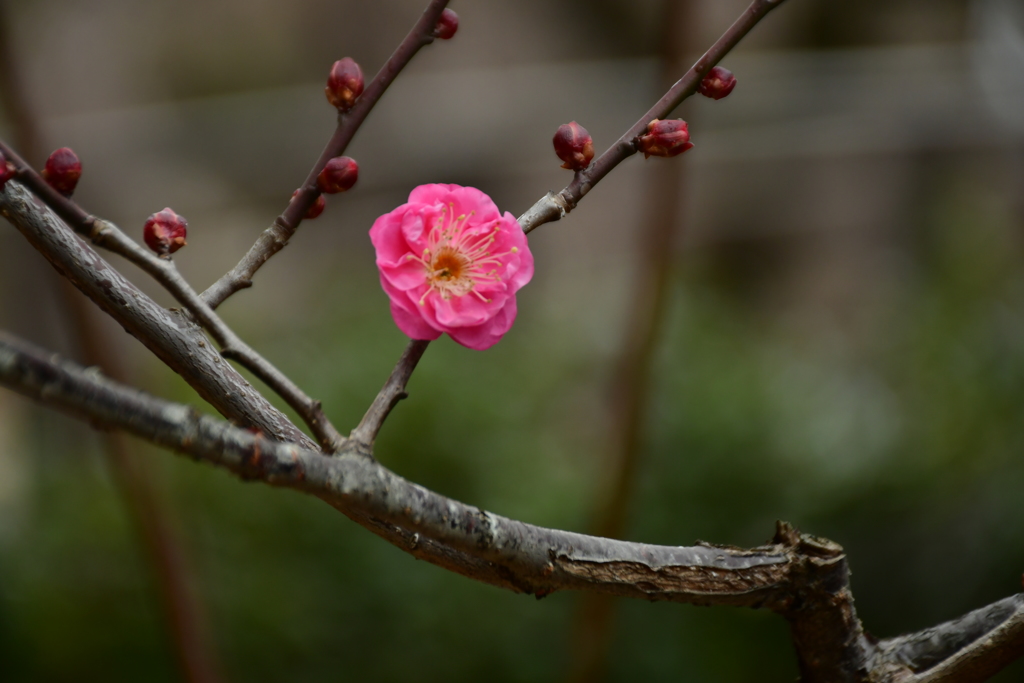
<box><xmin>350</xmin><ymin>338</ymin><xmax>431</xmax><ymax>452</ymax></box>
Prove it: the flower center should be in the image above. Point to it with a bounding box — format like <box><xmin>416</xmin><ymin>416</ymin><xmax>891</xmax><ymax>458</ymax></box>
<box><xmin>424</xmin><ymin>245</ymin><xmax>475</xmax><ymax>300</ymax></box>
<box><xmin>408</xmin><ymin>204</ymin><xmax>519</xmax><ymax>305</ymax></box>
<box><xmin>431</xmin><ymin>247</ymin><xmax>467</xmax><ymax>281</ymax></box>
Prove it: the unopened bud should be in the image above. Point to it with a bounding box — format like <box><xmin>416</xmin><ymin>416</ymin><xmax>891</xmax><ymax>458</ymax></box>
<box><xmin>434</xmin><ymin>9</ymin><xmax>459</xmax><ymax>40</ymax></box>
<box><xmin>325</xmin><ymin>58</ymin><xmax>364</xmax><ymax>111</ymax></box>
<box><xmin>636</xmin><ymin>119</ymin><xmax>693</xmax><ymax>159</ymax></box>
<box><xmin>292</xmin><ymin>189</ymin><xmax>326</xmax><ymax>219</ymax></box>
<box><xmin>698</xmin><ymin>66</ymin><xmax>736</xmax><ymax>100</ymax></box>
<box><xmin>317</xmin><ymin>156</ymin><xmax>359</xmax><ymax>194</ymax></box>
<box><xmin>143</xmin><ymin>208</ymin><xmax>188</xmax><ymax>256</ymax></box>
<box><xmin>552</xmin><ymin>121</ymin><xmax>594</xmax><ymax>171</ymax></box>
<box><xmin>42</xmin><ymin>147</ymin><xmax>82</xmax><ymax>196</ymax></box>
<box><xmin>0</xmin><ymin>152</ymin><xmax>15</xmax><ymax>189</ymax></box>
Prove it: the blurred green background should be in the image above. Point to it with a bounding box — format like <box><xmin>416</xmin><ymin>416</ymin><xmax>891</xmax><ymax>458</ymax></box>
<box><xmin>1</xmin><ymin>0</ymin><xmax>1023</xmax><ymax>680</ymax></box>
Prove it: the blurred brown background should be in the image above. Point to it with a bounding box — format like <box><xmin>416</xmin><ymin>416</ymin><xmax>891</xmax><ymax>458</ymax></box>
<box><xmin>1</xmin><ymin>0</ymin><xmax>1023</xmax><ymax>681</ymax></box>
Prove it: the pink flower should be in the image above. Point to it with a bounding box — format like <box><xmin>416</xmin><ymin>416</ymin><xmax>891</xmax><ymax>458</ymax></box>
<box><xmin>370</xmin><ymin>184</ymin><xmax>534</xmax><ymax>350</ymax></box>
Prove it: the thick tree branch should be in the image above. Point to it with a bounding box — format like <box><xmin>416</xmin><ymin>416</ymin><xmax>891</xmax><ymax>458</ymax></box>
<box><xmin>0</xmin><ymin>180</ymin><xmax>315</xmax><ymax>448</ymax></box>
<box><xmin>518</xmin><ymin>0</ymin><xmax>788</xmax><ymax>235</ymax></box>
<box><xmin>1</xmin><ymin>330</ymin><xmax>1018</xmax><ymax>681</ymax></box>
<box><xmin>2</xmin><ymin>332</ymin><xmax>1022</xmax><ymax>681</ymax></box>
<box><xmin>0</xmin><ymin>168</ymin><xmax>344</xmax><ymax>450</ymax></box>
<box><xmin>876</xmin><ymin>594</ymin><xmax>1024</xmax><ymax>682</ymax></box>
<box><xmin>0</xmin><ymin>330</ymin><xmax>797</xmax><ymax>605</ymax></box>
<box><xmin>909</xmin><ymin>605</ymin><xmax>1024</xmax><ymax>682</ymax></box>
<box><xmin>773</xmin><ymin>522</ymin><xmax>874</xmax><ymax>683</ymax></box>
<box><xmin>200</xmin><ymin>0</ymin><xmax>451</xmax><ymax>310</ymax></box>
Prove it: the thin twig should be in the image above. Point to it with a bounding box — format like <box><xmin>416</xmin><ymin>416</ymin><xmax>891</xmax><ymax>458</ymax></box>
<box><xmin>0</xmin><ymin>151</ymin><xmax>345</xmax><ymax>451</ymax></box>
<box><xmin>518</xmin><ymin>0</ymin><xmax>788</xmax><ymax>235</ymax></box>
<box><xmin>200</xmin><ymin>0</ymin><xmax>451</xmax><ymax>310</ymax></box>
<box><xmin>350</xmin><ymin>338</ymin><xmax>429</xmax><ymax>451</ymax></box>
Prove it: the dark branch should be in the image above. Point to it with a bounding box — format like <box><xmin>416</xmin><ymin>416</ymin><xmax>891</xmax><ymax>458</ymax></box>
<box><xmin>1</xmin><ymin>330</ymin><xmax>1022</xmax><ymax>681</ymax></box>
<box><xmin>875</xmin><ymin>593</ymin><xmax>1024</xmax><ymax>682</ymax></box>
<box><xmin>0</xmin><ymin>330</ymin><xmax>801</xmax><ymax>606</ymax></box>
<box><xmin>200</xmin><ymin>0</ymin><xmax>451</xmax><ymax>310</ymax></box>
<box><xmin>773</xmin><ymin>522</ymin><xmax>873</xmax><ymax>683</ymax></box>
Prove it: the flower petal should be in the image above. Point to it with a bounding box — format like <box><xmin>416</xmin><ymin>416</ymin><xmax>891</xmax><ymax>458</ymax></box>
<box><xmin>400</xmin><ymin>204</ymin><xmax>439</xmax><ymax>251</ymax></box>
<box><xmin>369</xmin><ymin>208</ymin><xmax>414</xmax><ymax>265</ymax></box>
<box><xmin>431</xmin><ymin>290</ymin><xmax>500</xmax><ymax>328</ymax></box>
<box><xmin>390</xmin><ymin>300</ymin><xmax>442</xmax><ymax>341</ymax></box>
<box><xmin>448</xmin><ymin>298</ymin><xmax>518</xmax><ymax>350</ymax></box>
<box><xmin>379</xmin><ymin>255</ymin><xmax>427</xmax><ymax>291</ymax></box>
<box><xmin>380</xmin><ymin>275</ymin><xmax>441</xmax><ymax>340</ymax></box>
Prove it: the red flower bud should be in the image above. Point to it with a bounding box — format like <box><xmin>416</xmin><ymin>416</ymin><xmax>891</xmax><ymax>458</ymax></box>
<box><xmin>317</xmin><ymin>156</ymin><xmax>359</xmax><ymax>194</ymax></box>
<box><xmin>698</xmin><ymin>66</ymin><xmax>737</xmax><ymax>100</ymax></box>
<box><xmin>325</xmin><ymin>58</ymin><xmax>364</xmax><ymax>111</ymax></box>
<box><xmin>42</xmin><ymin>147</ymin><xmax>82</xmax><ymax>196</ymax></box>
<box><xmin>552</xmin><ymin>121</ymin><xmax>594</xmax><ymax>171</ymax></box>
<box><xmin>434</xmin><ymin>9</ymin><xmax>459</xmax><ymax>40</ymax></box>
<box><xmin>143</xmin><ymin>208</ymin><xmax>188</xmax><ymax>256</ymax></box>
<box><xmin>292</xmin><ymin>189</ymin><xmax>326</xmax><ymax>219</ymax></box>
<box><xmin>0</xmin><ymin>152</ymin><xmax>15</xmax><ymax>189</ymax></box>
<box><xmin>636</xmin><ymin>119</ymin><xmax>693</xmax><ymax>159</ymax></box>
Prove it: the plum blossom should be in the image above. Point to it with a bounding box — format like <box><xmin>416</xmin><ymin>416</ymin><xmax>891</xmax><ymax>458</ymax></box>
<box><xmin>370</xmin><ymin>184</ymin><xmax>534</xmax><ymax>350</ymax></box>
